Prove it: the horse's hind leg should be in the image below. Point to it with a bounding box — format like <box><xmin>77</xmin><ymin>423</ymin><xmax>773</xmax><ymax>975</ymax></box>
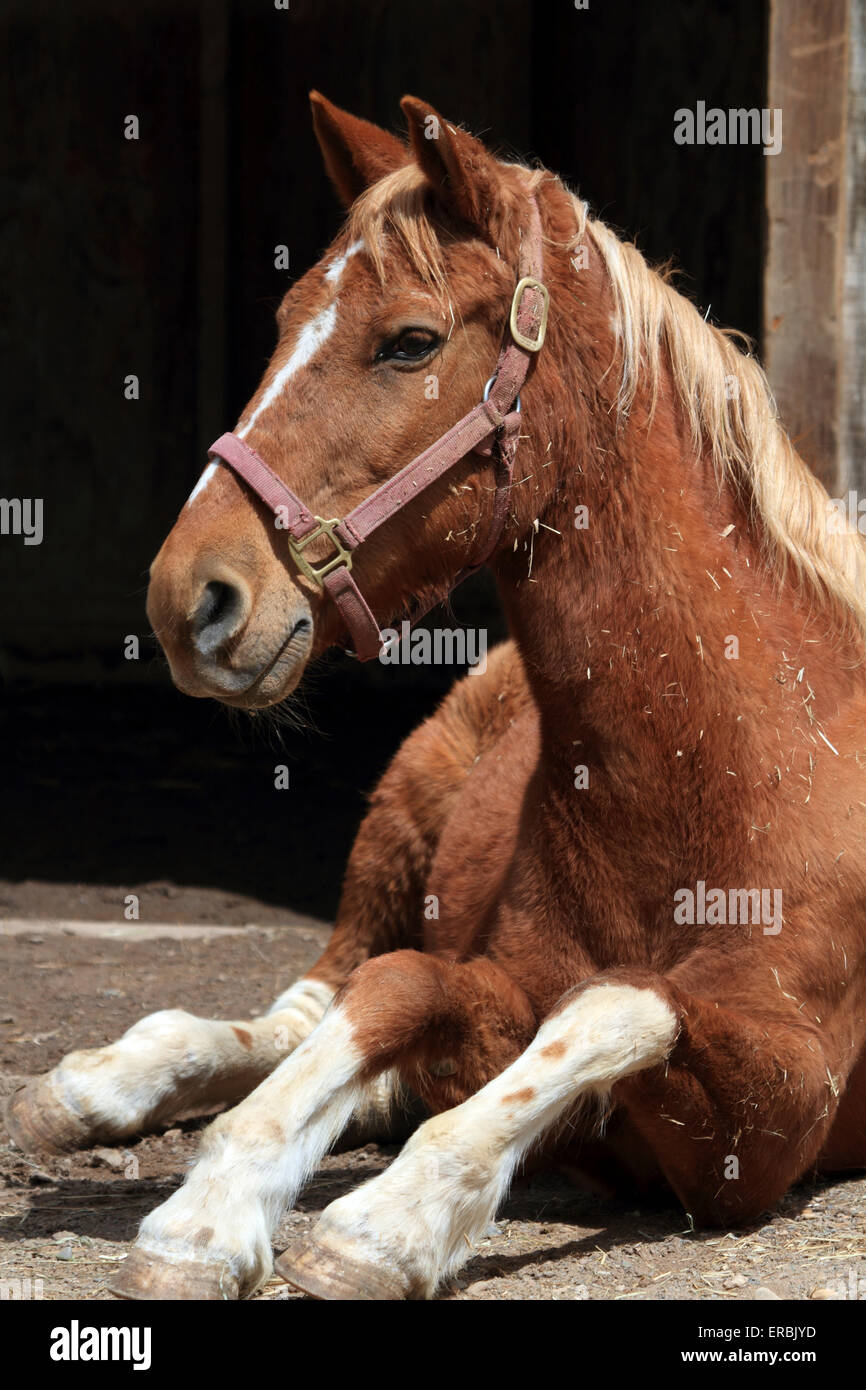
<box><xmin>4</xmin><ymin>980</ymin><xmax>337</xmax><ymax>1155</ymax></box>
<box><xmin>109</xmin><ymin>950</ymin><xmax>536</xmax><ymax>1300</ymax></box>
<box><xmin>6</xmin><ymin>643</ymin><xmax>528</xmax><ymax>1155</ymax></box>
<box><xmin>2</xmin><ymin>755</ymin><xmax>434</xmax><ymax>1154</ymax></box>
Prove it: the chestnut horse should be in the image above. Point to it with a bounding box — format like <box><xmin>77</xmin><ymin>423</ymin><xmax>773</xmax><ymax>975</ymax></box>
<box><xmin>9</xmin><ymin>93</ymin><xmax>866</xmax><ymax>1301</ymax></box>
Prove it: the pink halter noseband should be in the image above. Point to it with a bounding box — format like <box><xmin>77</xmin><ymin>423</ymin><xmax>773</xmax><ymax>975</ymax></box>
<box><xmin>207</xmin><ymin>195</ymin><xmax>549</xmax><ymax>661</ymax></box>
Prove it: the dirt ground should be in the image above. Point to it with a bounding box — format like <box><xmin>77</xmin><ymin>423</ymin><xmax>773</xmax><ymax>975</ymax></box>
<box><xmin>1</xmin><ymin>917</ymin><xmax>864</xmax><ymax>1303</ymax></box>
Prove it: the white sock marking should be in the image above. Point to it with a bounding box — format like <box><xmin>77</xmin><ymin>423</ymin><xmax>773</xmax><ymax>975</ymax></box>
<box><xmin>267</xmin><ymin>976</ymin><xmax>335</xmax><ymax>1025</ymax></box>
<box><xmin>311</xmin><ymin>983</ymin><xmax>678</xmax><ymax>1297</ymax></box>
<box><xmin>134</xmin><ymin>1004</ymin><xmax>383</xmax><ymax>1293</ymax></box>
<box><xmin>42</xmin><ymin>978</ymin><xmax>337</xmax><ymax>1140</ymax></box>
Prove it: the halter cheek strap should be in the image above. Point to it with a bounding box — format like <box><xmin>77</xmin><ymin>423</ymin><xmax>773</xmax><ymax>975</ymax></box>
<box><xmin>207</xmin><ymin>194</ymin><xmax>549</xmax><ymax>661</ymax></box>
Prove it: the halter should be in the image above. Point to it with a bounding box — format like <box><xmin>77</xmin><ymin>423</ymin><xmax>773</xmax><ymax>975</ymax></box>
<box><xmin>207</xmin><ymin>195</ymin><xmax>549</xmax><ymax>661</ymax></box>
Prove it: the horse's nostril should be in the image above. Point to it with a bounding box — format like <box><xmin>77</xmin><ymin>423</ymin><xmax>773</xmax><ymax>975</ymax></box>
<box><xmin>197</xmin><ymin>581</ymin><xmax>233</xmax><ymax>628</ymax></box>
<box><xmin>192</xmin><ymin>580</ymin><xmax>246</xmax><ymax>656</ymax></box>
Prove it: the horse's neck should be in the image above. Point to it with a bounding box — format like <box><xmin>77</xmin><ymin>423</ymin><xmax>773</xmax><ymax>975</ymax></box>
<box><xmin>492</xmin><ymin>365</ymin><xmax>786</xmax><ymax>772</ymax></box>
<box><xmin>486</xmin><ymin>198</ymin><xmax>862</xmax><ymax>781</ymax></box>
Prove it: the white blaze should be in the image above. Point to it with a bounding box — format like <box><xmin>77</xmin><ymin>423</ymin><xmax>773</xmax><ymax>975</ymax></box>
<box><xmin>236</xmin><ymin>302</ymin><xmax>338</xmax><ymax>440</ymax></box>
<box><xmin>324</xmin><ymin>238</ymin><xmax>364</xmax><ymax>285</ymax></box>
<box><xmin>184</xmin><ymin>461</ymin><xmax>218</xmax><ymax>508</ymax></box>
<box><xmin>185</xmin><ymin>239</ymin><xmax>365</xmax><ymax>507</ymax></box>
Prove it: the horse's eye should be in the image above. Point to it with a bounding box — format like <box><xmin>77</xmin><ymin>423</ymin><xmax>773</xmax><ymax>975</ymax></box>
<box><xmin>376</xmin><ymin>329</ymin><xmax>439</xmax><ymax>363</ymax></box>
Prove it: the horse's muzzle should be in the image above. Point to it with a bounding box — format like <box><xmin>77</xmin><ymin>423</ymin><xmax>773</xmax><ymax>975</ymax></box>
<box><xmin>147</xmin><ymin>551</ymin><xmax>313</xmax><ymax>705</ymax></box>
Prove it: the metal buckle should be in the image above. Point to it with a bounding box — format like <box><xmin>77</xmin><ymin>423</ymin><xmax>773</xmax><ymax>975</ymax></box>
<box><xmin>509</xmin><ymin>276</ymin><xmax>549</xmax><ymax>353</ymax></box>
<box><xmin>287</xmin><ymin>516</ymin><xmax>352</xmax><ymax>587</ymax></box>
<box><xmin>483</xmin><ymin>375</ymin><xmax>521</xmax><ymax>414</ymax></box>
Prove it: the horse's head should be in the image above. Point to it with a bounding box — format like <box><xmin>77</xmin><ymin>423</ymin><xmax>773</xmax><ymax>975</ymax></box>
<box><xmin>147</xmin><ymin>93</ymin><xmax>552</xmax><ymax>707</ymax></box>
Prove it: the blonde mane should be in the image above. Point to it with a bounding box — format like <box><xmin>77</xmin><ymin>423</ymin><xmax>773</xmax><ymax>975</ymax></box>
<box><xmin>585</xmin><ymin>208</ymin><xmax>866</xmax><ymax>638</ymax></box>
<box><xmin>349</xmin><ymin>163</ymin><xmax>866</xmax><ymax>636</ymax></box>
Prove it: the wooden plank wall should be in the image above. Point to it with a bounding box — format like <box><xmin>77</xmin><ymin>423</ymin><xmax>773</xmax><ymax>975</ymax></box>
<box><xmin>843</xmin><ymin>0</ymin><xmax>866</xmax><ymax>487</ymax></box>
<box><xmin>764</xmin><ymin>0</ymin><xmax>865</xmax><ymax>492</ymax></box>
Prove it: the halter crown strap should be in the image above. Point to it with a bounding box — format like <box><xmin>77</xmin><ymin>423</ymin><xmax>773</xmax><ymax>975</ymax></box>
<box><xmin>207</xmin><ymin>194</ymin><xmax>548</xmax><ymax>661</ymax></box>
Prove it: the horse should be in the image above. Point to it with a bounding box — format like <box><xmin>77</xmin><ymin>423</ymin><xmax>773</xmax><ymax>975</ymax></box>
<box><xmin>8</xmin><ymin>92</ymin><xmax>866</xmax><ymax>1301</ymax></box>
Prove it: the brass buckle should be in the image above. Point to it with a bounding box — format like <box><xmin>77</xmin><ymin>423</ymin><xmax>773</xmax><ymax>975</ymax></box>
<box><xmin>287</xmin><ymin>516</ymin><xmax>352</xmax><ymax>587</ymax></box>
<box><xmin>509</xmin><ymin>276</ymin><xmax>550</xmax><ymax>352</ymax></box>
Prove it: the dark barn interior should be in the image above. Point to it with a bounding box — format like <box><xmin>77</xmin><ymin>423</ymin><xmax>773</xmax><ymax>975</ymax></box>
<box><xmin>2</xmin><ymin>0</ymin><xmax>767</xmax><ymax>926</ymax></box>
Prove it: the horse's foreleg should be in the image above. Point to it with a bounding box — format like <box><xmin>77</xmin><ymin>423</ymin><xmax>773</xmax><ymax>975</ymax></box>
<box><xmin>277</xmin><ymin>974</ymin><xmax>677</xmax><ymax>1299</ymax></box>
<box><xmin>109</xmin><ymin>951</ymin><xmax>535</xmax><ymax>1300</ymax></box>
<box><xmin>280</xmin><ymin>962</ymin><xmax>855</xmax><ymax>1300</ymax></box>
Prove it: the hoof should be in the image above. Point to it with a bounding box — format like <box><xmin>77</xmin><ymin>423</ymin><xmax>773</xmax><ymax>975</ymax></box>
<box><xmin>275</xmin><ymin>1233</ymin><xmax>411</xmax><ymax>1301</ymax></box>
<box><xmin>4</xmin><ymin>1078</ymin><xmax>91</xmax><ymax>1155</ymax></box>
<box><xmin>109</xmin><ymin>1245</ymin><xmax>240</xmax><ymax>1301</ymax></box>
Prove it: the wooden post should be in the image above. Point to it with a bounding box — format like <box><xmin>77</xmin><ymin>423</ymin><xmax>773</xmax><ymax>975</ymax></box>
<box><xmin>843</xmin><ymin>0</ymin><xmax>866</xmax><ymax>486</ymax></box>
<box><xmin>764</xmin><ymin>0</ymin><xmax>865</xmax><ymax>492</ymax></box>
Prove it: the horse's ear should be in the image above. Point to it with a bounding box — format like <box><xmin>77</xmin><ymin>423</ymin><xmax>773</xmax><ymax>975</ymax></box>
<box><xmin>310</xmin><ymin>92</ymin><xmax>407</xmax><ymax>208</ymax></box>
<box><xmin>400</xmin><ymin>96</ymin><xmax>502</xmax><ymax>236</ymax></box>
